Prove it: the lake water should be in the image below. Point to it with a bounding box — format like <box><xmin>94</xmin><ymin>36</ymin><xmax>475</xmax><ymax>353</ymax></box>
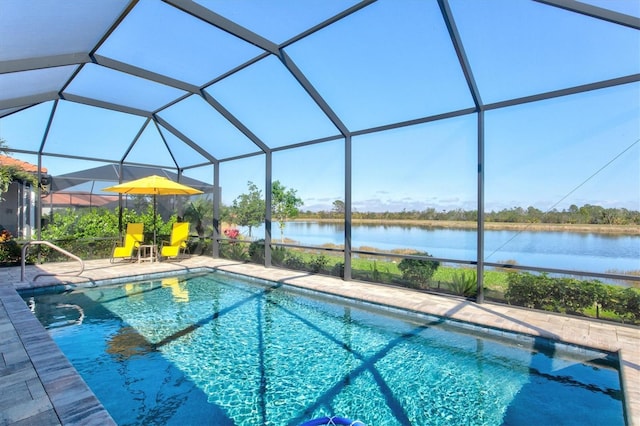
<box><xmin>242</xmin><ymin>222</ymin><xmax>640</xmax><ymax>275</ymax></box>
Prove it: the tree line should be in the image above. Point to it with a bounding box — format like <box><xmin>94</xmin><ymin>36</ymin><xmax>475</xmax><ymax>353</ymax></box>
<box><xmin>225</xmin><ymin>182</ymin><xmax>638</xmax><ymax>231</ymax></box>
<box><xmin>299</xmin><ymin>202</ymin><xmax>640</xmax><ymax>225</ymax></box>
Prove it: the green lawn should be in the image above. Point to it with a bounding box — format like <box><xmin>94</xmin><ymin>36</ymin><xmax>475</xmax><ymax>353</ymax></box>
<box><xmin>282</xmin><ymin>249</ymin><xmax>510</xmax><ymax>293</ymax></box>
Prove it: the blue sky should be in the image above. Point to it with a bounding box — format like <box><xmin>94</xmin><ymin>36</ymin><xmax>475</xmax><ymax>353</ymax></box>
<box><xmin>1</xmin><ymin>0</ymin><xmax>639</xmax><ymax>213</ymax></box>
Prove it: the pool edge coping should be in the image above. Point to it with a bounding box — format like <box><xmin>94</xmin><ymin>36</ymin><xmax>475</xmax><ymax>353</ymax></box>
<box><xmin>1</xmin><ymin>282</ymin><xmax>117</xmax><ymax>426</ymax></box>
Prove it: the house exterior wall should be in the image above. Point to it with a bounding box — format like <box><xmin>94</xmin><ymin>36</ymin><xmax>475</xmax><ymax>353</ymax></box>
<box><xmin>0</xmin><ymin>181</ymin><xmax>19</xmax><ymax>236</ymax></box>
<box><xmin>0</xmin><ymin>181</ymin><xmax>34</xmax><ymax>239</ymax></box>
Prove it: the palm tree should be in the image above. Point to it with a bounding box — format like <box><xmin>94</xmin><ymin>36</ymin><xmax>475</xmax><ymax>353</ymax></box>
<box><xmin>183</xmin><ymin>197</ymin><xmax>213</xmax><ymax>241</ymax></box>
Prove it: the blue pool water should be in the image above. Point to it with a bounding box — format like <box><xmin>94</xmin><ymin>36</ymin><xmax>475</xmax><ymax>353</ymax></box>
<box><xmin>24</xmin><ymin>271</ymin><xmax>624</xmax><ymax>425</ymax></box>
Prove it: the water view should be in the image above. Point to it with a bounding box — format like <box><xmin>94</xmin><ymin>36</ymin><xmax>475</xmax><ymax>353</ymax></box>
<box><xmin>244</xmin><ymin>222</ymin><xmax>639</xmax><ymax>275</ymax></box>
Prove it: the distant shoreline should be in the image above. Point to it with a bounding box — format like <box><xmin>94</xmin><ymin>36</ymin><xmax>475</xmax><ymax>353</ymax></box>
<box><xmin>292</xmin><ymin>218</ymin><xmax>640</xmax><ymax>235</ymax></box>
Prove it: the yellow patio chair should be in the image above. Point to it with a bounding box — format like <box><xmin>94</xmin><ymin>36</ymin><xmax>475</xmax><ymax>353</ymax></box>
<box><xmin>160</xmin><ymin>222</ymin><xmax>190</xmax><ymax>261</ymax></box>
<box><xmin>111</xmin><ymin>222</ymin><xmax>144</xmax><ymax>263</ymax></box>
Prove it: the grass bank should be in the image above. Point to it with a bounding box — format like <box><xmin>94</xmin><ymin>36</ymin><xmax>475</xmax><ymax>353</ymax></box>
<box><xmin>265</xmin><ymin>241</ymin><xmax>638</xmax><ymax>288</ymax></box>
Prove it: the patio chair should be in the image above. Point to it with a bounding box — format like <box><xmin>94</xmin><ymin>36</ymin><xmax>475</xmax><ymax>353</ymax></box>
<box><xmin>160</xmin><ymin>222</ymin><xmax>190</xmax><ymax>261</ymax></box>
<box><xmin>111</xmin><ymin>223</ymin><xmax>144</xmax><ymax>263</ymax></box>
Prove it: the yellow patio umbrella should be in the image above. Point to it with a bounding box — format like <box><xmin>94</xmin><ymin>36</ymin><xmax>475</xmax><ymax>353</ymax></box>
<box><xmin>103</xmin><ymin>175</ymin><xmax>203</xmax><ymax>246</ymax></box>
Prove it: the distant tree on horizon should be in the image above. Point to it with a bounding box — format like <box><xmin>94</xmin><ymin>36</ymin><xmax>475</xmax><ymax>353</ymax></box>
<box><xmin>332</xmin><ymin>200</ymin><xmax>345</xmax><ymax>215</ymax></box>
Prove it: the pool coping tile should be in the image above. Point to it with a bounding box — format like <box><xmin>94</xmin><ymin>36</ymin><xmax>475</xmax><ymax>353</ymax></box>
<box><xmin>0</xmin><ymin>280</ymin><xmax>117</xmax><ymax>426</ymax></box>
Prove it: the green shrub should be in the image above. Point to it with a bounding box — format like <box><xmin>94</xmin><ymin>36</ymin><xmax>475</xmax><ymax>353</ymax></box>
<box><xmin>248</xmin><ymin>239</ymin><xmax>265</xmax><ymax>263</ymax></box>
<box><xmin>622</xmin><ymin>289</ymin><xmax>640</xmax><ymax>321</ymax></box>
<box><xmin>220</xmin><ymin>241</ymin><xmax>247</xmax><ymax>261</ymax></box>
<box><xmin>40</xmin><ymin>207</ymin><xmax>177</xmax><ymax>245</ymax></box>
<box><xmin>187</xmin><ymin>238</ymin><xmax>211</xmax><ymax>255</ymax></box>
<box><xmin>505</xmin><ymin>272</ymin><xmax>639</xmax><ymax>323</ymax></box>
<box><xmin>450</xmin><ymin>270</ymin><xmax>477</xmax><ymax>297</ymax></box>
<box><xmin>554</xmin><ymin>278</ymin><xmax>599</xmax><ymax>313</ymax></box>
<box><xmin>246</xmin><ymin>240</ymin><xmax>290</xmax><ymax>266</ymax></box>
<box><xmin>0</xmin><ymin>230</ymin><xmax>21</xmax><ymax>264</ymax></box>
<box><xmin>283</xmin><ymin>253</ymin><xmax>307</xmax><ymax>271</ymax></box>
<box><xmin>601</xmin><ymin>286</ymin><xmax>640</xmax><ymax>323</ymax></box>
<box><xmin>331</xmin><ymin>262</ymin><xmax>344</xmax><ymax>278</ymax></box>
<box><xmin>271</xmin><ymin>246</ymin><xmax>287</xmax><ymax>265</ymax></box>
<box><xmin>370</xmin><ymin>261</ymin><xmax>381</xmax><ymax>281</ymax></box>
<box><xmin>398</xmin><ymin>252</ymin><xmax>440</xmax><ymax>289</ymax></box>
<box><xmin>505</xmin><ymin>273</ymin><xmax>552</xmax><ymax>309</ymax></box>
<box><xmin>308</xmin><ymin>254</ymin><xmax>329</xmax><ymax>273</ymax></box>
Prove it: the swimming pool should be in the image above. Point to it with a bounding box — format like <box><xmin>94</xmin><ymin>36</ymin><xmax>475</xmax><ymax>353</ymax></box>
<box><xmin>24</xmin><ymin>271</ymin><xmax>624</xmax><ymax>425</ymax></box>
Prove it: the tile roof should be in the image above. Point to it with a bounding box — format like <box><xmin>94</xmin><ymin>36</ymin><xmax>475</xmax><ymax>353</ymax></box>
<box><xmin>0</xmin><ymin>155</ymin><xmax>47</xmax><ymax>173</ymax></box>
<box><xmin>41</xmin><ymin>192</ymin><xmax>117</xmax><ymax>207</ymax></box>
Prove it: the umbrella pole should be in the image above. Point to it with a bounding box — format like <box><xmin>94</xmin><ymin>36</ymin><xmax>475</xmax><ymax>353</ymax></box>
<box><xmin>153</xmin><ymin>194</ymin><xmax>157</xmax><ymax>247</ymax></box>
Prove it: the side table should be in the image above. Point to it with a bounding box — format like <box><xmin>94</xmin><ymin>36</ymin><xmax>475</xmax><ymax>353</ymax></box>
<box><xmin>138</xmin><ymin>244</ymin><xmax>157</xmax><ymax>263</ymax></box>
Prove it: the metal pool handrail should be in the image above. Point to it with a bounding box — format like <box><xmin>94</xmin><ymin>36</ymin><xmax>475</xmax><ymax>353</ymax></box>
<box><xmin>21</xmin><ymin>240</ymin><xmax>85</xmax><ymax>282</ymax></box>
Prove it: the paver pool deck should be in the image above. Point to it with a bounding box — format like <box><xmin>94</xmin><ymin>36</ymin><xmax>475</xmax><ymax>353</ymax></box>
<box><xmin>1</xmin><ymin>256</ymin><xmax>638</xmax><ymax>425</ymax></box>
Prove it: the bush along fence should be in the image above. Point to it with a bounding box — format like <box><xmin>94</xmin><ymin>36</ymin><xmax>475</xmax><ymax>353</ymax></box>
<box><xmin>221</xmin><ymin>241</ymin><xmax>640</xmax><ymax>325</ymax></box>
<box><xmin>8</xmin><ymin>235</ymin><xmax>212</xmax><ymax>265</ymax></box>
<box><xmin>505</xmin><ymin>272</ymin><xmax>640</xmax><ymax>325</ymax></box>
<box><xmin>0</xmin><ymin>230</ymin><xmax>21</xmax><ymax>265</ymax></box>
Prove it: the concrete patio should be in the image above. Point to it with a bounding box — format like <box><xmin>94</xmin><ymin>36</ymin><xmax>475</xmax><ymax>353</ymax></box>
<box><xmin>1</xmin><ymin>256</ymin><xmax>638</xmax><ymax>425</ymax></box>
